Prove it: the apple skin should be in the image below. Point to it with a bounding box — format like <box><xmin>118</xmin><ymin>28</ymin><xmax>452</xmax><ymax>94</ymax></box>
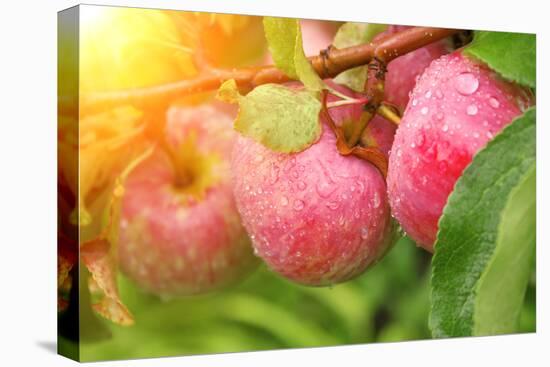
<box><xmin>231</xmin><ymin>87</ymin><xmax>395</xmax><ymax>286</ymax></box>
<box><xmin>118</xmin><ymin>105</ymin><xmax>258</xmax><ymax>297</ymax></box>
<box><xmin>387</xmin><ymin>50</ymin><xmax>533</xmax><ymax>251</ymax></box>
<box><xmin>379</xmin><ymin>25</ymin><xmax>452</xmax><ymax>110</ymax></box>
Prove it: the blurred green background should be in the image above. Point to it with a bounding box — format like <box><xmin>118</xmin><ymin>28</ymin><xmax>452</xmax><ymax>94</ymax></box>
<box><xmin>60</xmin><ymin>236</ymin><xmax>535</xmax><ymax>362</ymax></box>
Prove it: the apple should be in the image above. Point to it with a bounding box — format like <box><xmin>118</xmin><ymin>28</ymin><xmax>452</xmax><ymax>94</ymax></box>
<box><xmin>118</xmin><ymin>104</ymin><xmax>258</xmax><ymax>297</ymax></box>
<box><xmin>230</xmin><ymin>81</ymin><xmax>395</xmax><ymax>286</ymax></box>
<box><xmin>387</xmin><ymin>50</ymin><xmax>533</xmax><ymax>251</ymax></box>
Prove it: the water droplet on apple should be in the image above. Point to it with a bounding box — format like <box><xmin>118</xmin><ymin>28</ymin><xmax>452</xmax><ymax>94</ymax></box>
<box><xmin>420</xmin><ymin>107</ymin><xmax>429</xmax><ymax>115</ymax></box>
<box><xmin>466</xmin><ymin>104</ymin><xmax>478</xmax><ymax>116</ymax></box>
<box><xmin>355</xmin><ymin>180</ymin><xmax>365</xmax><ymax>194</ymax></box>
<box><xmin>454</xmin><ymin>72</ymin><xmax>479</xmax><ymax>95</ymax></box>
<box><xmin>280</xmin><ymin>196</ymin><xmax>289</xmax><ymax>206</ymax></box>
<box><xmin>425</xmin><ymin>90</ymin><xmax>432</xmax><ymax>99</ymax></box>
<box><xmin>316</xmin><ymin>180</ymin><xmax>336</xmax><ymax>198</ymax></box>
<box><xmin>361</xmin><ymin>227</ymin><xmax>369</xmax><ymax>240</ymax></box>
<box><xmin>489</xmin><ymin>97</ymin><xmax>500</xmax><ymax>108</ymax></box>
<box><xmin>297</xmin><ymin>181</ymin><xmax>306</xmax><ymax>191</ymax></box>
<box><xmin>373</xmin><ymin>192</ymin><xmax>381</xmax><ymax>208</ymax></box>
<box><xmin>293</xmin><ymin>199</ymin><xmax>305</xmax><ymax>211</ymax></box>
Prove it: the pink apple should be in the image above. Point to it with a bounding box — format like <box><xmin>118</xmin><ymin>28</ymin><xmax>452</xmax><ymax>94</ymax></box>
<box><xmin>231</xmin><ymin>81</ymin><xmax>395</xmax><ymax>286</ymax></box>
<box><xmin>387</xmin><ymin>50</ymin><xmax>533</xmax><ymax>251</ymax></box>
<box><xmin>118</xmin><ymin>104</ymin><xmax>258</xmax><ymax>297</ymax></box>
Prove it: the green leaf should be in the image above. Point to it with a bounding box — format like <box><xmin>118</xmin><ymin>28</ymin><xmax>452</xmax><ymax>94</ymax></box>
<box><xmin>464</xmin><ymin>31</ymin><xmax>536</xmax><ymax>88</ymax></box>
<box><xmin>333</xmin><ymin>23</ymin><xmax>387</xmax><ymax>91</ymax></box>
<box><xmin>430</xmin><ymin>107</ymin><xmax>536</xmax><ymax>338</ymax></box>
<box><xmin>263</xmin><ymin>17</ymin><xmax>324</xmax><ymax>91</ymax></box>
<box><xmin>473</xmin><ymin>167</ymin><xmax>535</xmax><ymax>335</ymax></box>
<box><xmin>217</xmin><ymin>80</ymin><xmax>322</xmax><ymax>153</ymax></box>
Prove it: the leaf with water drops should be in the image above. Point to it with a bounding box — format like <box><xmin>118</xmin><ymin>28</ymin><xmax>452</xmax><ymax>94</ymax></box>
<box><xmin>430</xmin><ymin>107</ymin><xmax>536</xmax><ymax>337</ymax></box>
<box><xmin>217</xmin><ymin>80</ymin><xmax>322</xmax><ymax>153</ymax></box>
<box><xmin>464</xmin><ymin>31</ymin><xmax>536</xmax><ymax>88</ymax></box>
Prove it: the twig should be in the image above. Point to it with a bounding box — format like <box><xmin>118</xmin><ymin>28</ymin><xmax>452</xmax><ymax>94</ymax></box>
<box><xmin>73</xmin><ymin>27</ymin><xmax>459</xmax><ymax>114</ymax></box>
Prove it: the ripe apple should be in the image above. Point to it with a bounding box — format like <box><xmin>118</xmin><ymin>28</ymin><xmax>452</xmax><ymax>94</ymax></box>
<box><xmin>231</xmin><ymin>81</ymin><xmax>395</xmax><ymax>286</ymax></box>
<box><xmin>118</xmin><ymin>104</ymin><xmax>258</xmax><ymax>297</ymax></box>
<box><xmin>387</xmin><ymin>50</ymin><xmax>533</xmax><ymax>251</ymax></box>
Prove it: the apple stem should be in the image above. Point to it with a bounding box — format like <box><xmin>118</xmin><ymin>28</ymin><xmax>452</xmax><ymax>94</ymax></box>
<box><xmin>377</xmin><ymin>103</ymin><xmax>402</xmax><ymax>125</ymax></box>
<box><xmin>348</xmin><ymin>108</ymin><xmax>374</xmax><ymax>147</ymax></box>
<box><xmin>326</xmin><ymin>97</ymin><xmax>369</xmax><ymax>109</ymax></box>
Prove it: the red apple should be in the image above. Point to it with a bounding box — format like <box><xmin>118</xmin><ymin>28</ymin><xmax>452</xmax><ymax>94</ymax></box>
<box><xmin>231</xmin><ymin>81</ymin><xmax>395</xmax><ymax>286</ymax></box>
<box><xmin>118</xmin><ymin>104</ymin><xmax>258</xmax><ymax>297</ymax></box>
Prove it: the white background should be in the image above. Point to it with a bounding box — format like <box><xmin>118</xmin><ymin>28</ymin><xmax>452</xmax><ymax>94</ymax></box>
<box><xmin>0</xmin><ymin>0</ymin><xmax>547</xmax><ymax>365</ymax></box>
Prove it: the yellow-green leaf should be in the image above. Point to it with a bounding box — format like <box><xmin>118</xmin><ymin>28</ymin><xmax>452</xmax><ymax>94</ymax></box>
<box><xmin>218</xmin><ymin>80</ymin><xmax>322</xmax><ymax>153</ymax></box>
<box><xmin>263</xmin><ymin>17</ymin><xmax>323</xmax><ymax>92</ymax></box>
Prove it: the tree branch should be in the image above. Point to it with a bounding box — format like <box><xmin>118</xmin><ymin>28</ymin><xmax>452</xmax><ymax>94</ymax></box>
<box><xmin>74</xmin><ymin>27</ymin><xmax>459</xmax><ymax>114</ymax></box>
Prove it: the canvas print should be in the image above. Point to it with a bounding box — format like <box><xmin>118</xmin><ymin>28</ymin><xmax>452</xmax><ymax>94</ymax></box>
<box><xmin>57</xmin><ymin>4</ymin><xmax>536</xmax><ymax>362</ymax></box>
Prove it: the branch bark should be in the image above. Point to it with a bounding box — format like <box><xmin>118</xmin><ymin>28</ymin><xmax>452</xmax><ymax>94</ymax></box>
<box><xmin>74</xmin><ymin>27</ymin><xmax>459</xmax><ymax>114</ymax></box>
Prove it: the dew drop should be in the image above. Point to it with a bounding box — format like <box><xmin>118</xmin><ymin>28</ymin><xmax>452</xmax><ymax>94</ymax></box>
<box><xmin>412</xmin><ymin>99</ymin><xmax>418</xmax><ymax>106</ymax></box>
<box><xmin>489</xmin><ymin>97</ymin><xmax>500</xmax><ymax>108</ymax></box>
<box><xmin>297</xmin><ymin>181</ymin><xmax>307</xmax><ymax>191</ymax></box>
<box><xmin>257</xmin><ymin>187</ymin><xmax>263</xmax><ymax>194</ymax></box>
<box><xmin>442</xmin><ymin>124</ymin><xmax>449</xmax><ymax>132</ymax></box>
<box><xmin>355</xmin><ymin>180</ymin><xmax>365</xmax><ymax>194</ymax></box>
<box><xmin>361</xmin><ymin>227</ymin><xmax>370</xmax><ymax>240</ymax></box>
<box><xmin>466</xmin><ymin>104</ymin><xmax>478</xmax><ymax>116</ymax></box>
<box><xmin>435</xmin><ymin>89</ymin><xmax>443</xmax><ymax>99</ymax></box>
<box><xmin>486</xmin><ymin>131</ymin><xmax>494</xmax><ymax>139</ymax></box>
<box><xmin>473</xmin><ymin>131</ymin><xmax>480</xmax><ymax>138</ymax></box>
<box><xmin>454</xmin><ymin>72</ymin><xmax>479</xmax><ymax>95</ymax></box>
<box><xmin>293</xmin><ymin>200</ymin><xmax>305</xmax><ymax>211</ymax></box>
<box><xmin>420</xmin><ymin>106</ymin><xmax>429</xmax><ymax>115</ymax></box>
<box><xmin>280</xmin><ymin>196</ymin><xmax>289</xmax><ymax>206</ymax></box>
<box><xmin>373</xmin><ymin>192</ymin><xmax>381</xmax><ymax>208</ymax></box>
<box><xmin>435</xmin><ymin>112</ymin><xmax>444</xmax><ymax>121</ymax></box>
<box><xmin>316</xmin><ymin>181</ymin><xmax>336</xmax><ymax>198</ymax></box>
<box><xmin>425</xmin><ymin>90</ymin><xmax>432</xmax><ymax>99</ymax></box>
